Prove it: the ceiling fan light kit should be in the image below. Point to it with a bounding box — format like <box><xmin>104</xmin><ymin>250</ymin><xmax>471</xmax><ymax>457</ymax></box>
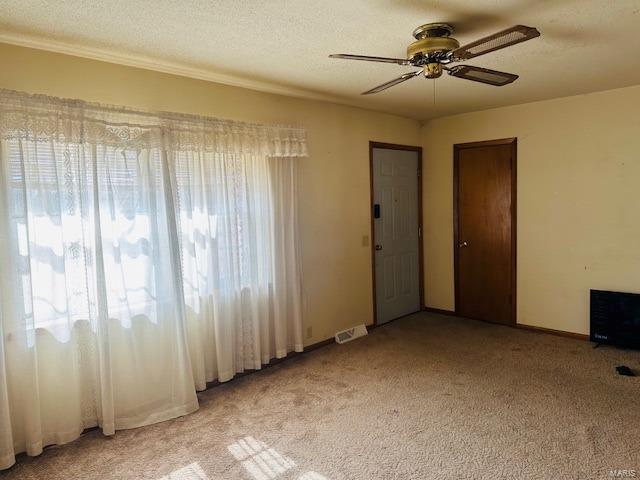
<box><xmin>329</xmin><ymin>23</ymin><xmax>540</xmax><ymax>94</ymax></box>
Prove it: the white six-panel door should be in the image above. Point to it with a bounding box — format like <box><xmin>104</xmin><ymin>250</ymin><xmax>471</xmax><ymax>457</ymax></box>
<box><xmin>372</xmin><ymin>147</ymin><xmax>421</xmax><ymax>324</ymax></box>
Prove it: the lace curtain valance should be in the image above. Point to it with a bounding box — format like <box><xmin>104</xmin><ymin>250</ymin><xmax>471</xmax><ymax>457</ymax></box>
<box><xmin>0</xmin><ymin>89</ymin><xmax>308</xmax><ymax>156</ymax></box>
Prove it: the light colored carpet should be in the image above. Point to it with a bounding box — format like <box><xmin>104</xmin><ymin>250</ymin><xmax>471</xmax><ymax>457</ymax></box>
<box><xmin>5</xmin><ymin>313</ymin><xmax>640</xmax><ymax>480</ymax></box>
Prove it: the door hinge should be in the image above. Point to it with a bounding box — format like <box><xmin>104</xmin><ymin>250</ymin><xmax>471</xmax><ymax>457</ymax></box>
<box><xmin>418</xmin><ymin>226</ymin><xmax>422</xmax><ymax>237</ymax></box>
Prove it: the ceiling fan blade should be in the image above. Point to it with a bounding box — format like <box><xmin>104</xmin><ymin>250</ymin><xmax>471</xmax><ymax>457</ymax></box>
<box><xmin>362</xmin><ymin>70</ymin><xmax>422</xmax><ymax>95</ymax></box>
<box><xmin>451</xmin><ymin>25</ymin><xmax>540</xmax><ymax>60</ymax></box>
<box><xmin>329</xmin><ymin>54</ymin><xmax>410</xmax><ymax>65</ymax></box>
<box><xmin>447</xmin><ymin>65</ymin><xmax>518</xmax><ymax>86</ymax></box>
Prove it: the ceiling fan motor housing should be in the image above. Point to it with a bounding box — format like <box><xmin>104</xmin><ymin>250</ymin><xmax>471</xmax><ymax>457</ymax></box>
<box><xmin>407</xmin><ymin>23</ymin><xmax>460</xmax><ymax>73</ymax></box>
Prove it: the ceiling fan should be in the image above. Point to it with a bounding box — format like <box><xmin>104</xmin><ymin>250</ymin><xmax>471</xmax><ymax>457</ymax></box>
<box><xmin>329</xmin><ymin>23</ymin><xmax>540</xmax><ymax>94</ymax></box>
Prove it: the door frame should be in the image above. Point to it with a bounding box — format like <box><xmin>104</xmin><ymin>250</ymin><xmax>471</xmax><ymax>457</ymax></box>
<box><xmin>453</xmin><ymin>137</ymin><xmax>517</xmax><ymax>325</ymax></box>
<box><xmin>369</xmin><ymin>141</ymin><xmax>424</xmax><ymax>326</ymax></box>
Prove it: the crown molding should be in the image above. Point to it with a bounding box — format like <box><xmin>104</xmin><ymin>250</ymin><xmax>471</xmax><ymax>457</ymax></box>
<box><xmin>0</xmin><ymin>31</ymin><xmax>369</xmax><ymax>110</ymax></box>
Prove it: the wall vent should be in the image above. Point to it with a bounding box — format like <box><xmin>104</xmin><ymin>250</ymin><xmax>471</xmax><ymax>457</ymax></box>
<box><xmin>335</xmin><ymin>324</ymin><xmax>368</xmax><ymax>344</ymax></box>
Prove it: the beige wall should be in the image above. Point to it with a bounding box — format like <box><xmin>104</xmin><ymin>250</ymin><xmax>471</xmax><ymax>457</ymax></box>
<box><xmin>0</xmin><ymin>42</ymin><xmax>422</xmax><ymax>346</ymax></box>
<box><xmin>421</xmin><ymin>85</ymin><xmax>640</xmax><ymax>334</ymax></box>
<box><xmin>6</xmin><ymin>42</ymin><xmax>637</xmax><ymax>340</ymax></box>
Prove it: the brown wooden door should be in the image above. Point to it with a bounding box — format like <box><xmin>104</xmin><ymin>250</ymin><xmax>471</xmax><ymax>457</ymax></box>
<box><xmin>454</xmin><ymin>138</ymin><xmax>516</xmax><ymax>325</ymax></box>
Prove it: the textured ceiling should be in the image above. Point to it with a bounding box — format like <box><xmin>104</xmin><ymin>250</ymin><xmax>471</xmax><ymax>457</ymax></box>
<box><xmin>2</xmin><ymin>0</ymin><xmax>640</xmax><ymax>120</ymax></box>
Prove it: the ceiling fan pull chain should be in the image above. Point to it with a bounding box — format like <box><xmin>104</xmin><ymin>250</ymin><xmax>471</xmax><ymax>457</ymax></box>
<box><xmin>433</xmin><ymin>77</ymin><xmax>436</xmax><ymax>108</ymax></box>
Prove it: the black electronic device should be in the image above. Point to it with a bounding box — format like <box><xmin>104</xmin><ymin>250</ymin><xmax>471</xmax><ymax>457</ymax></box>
<box><xmin>590</xmin><ymin>289</ymin><xmax>640</xmax><ymax>349</ymax></box>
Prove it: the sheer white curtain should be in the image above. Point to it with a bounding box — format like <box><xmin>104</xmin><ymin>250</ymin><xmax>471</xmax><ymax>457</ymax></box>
<box><xmin>173</xmin><ymin>151</ymin><xmax>304</xmax><ymax>388</ymax></box>
<box><xmin>0</xmin><ymin>90</ymin><xmax>307</xmax><ymax>470</ymax></box>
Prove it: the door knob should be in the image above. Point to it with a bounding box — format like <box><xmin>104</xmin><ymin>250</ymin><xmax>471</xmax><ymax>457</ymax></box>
<box><xmin>459</xmin><ymin>241</ymin><xmax>469</xmax><ymax>248</ymax></box>
<box><xmin>375</xmin><ymin>244</ymin><xmax>383</xmax><ymax>251</ymax></box>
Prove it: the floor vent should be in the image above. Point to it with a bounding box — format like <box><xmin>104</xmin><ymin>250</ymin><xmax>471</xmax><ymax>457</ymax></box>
<box><xmin>335</xmin><ymin>324</ymin><xmax>368</xmax><ymax>344</ymax></box>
